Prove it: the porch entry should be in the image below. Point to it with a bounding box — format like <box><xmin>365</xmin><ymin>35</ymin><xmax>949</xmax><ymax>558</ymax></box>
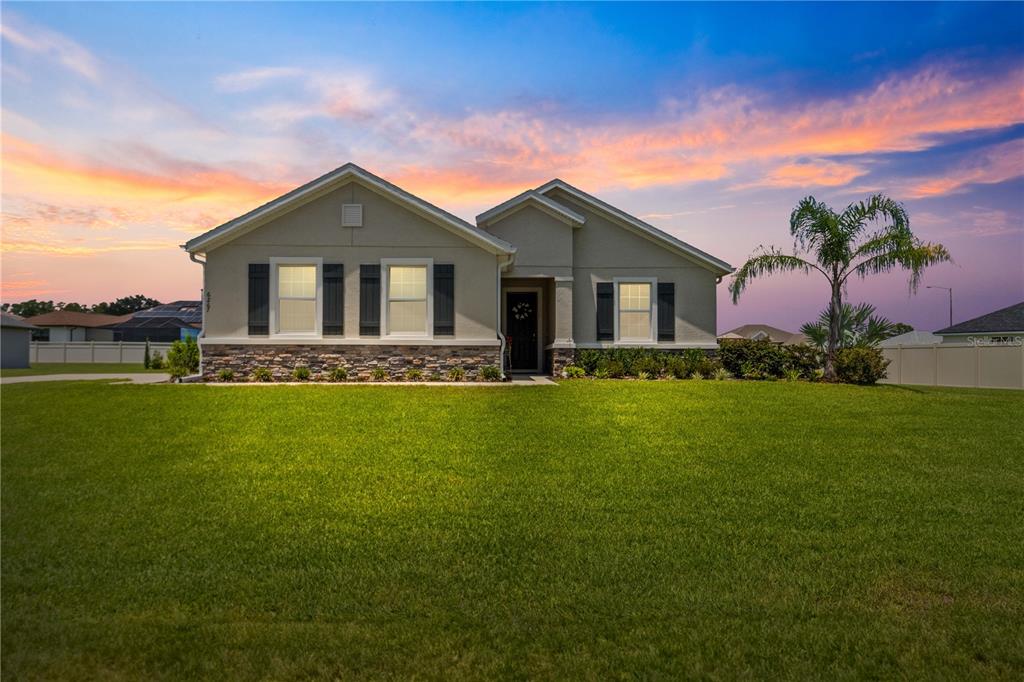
<box><xmin>504</xmin><ymin>289</ymin><xmax>541</xmax><ymax>372</ymax></box>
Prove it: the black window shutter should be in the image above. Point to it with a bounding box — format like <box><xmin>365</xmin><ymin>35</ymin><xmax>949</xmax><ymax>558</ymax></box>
<box><xmin>658</xmin><ymin>282</ymin><xmax>675</xmax><ymax>342</ymax></box>
<box><xmin>323</xmin><ymin>264</ymin><xmax>344</xmax><ymax>336</ymax></box>
<box><xmin>359</xmin><ymin>264</ymin><xmax>381</xmax><ymax>336</ymax></box>
<box><xmin>596</xmin><ymin>282</ymin><xmax>614</xmax><ymax>341</ymax></box>
<box><xmin>433</xmin><ymin>264</ymin><xmax>454</xmax><ymax>336</ymax></box>
<box><xmin>248</xmin><ymin>263</ymin><xmax>269</xmax><ymax>335</ymax></box>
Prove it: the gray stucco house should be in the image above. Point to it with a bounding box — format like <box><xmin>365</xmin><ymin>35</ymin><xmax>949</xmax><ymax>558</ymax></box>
<box><xmin>183</xmin><ymin>164</ymin><xmax>732</xmax><ymax>379</ymax></box>
<box><xmin>1</xmin><ymin>313</ymin><xmax>39</xmax><ymax>369</ymax></box>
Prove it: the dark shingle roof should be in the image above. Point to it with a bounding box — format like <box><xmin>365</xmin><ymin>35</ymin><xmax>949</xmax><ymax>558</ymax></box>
<box><xmin>934</xmin><ymin>301</ymin><xmax>1024</xmax><ymax>335</ymax></box>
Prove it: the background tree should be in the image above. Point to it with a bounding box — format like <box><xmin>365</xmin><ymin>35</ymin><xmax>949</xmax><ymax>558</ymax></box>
<box><xmin>729</xmin><ymin>194</ymin><xmax>949</xmax><ymax>378</ymax></box>
<box><xmin>92</xmin><ymin>295</ymin><xmax>161</xmax><ymax>316</ymax></box>
<box><xmin>1</xmin><ymin>299</ymin><xmax>56</xmax><ymax>317</ymax></box>
<box><xmin>800</xmin><ymin>302</ymin><xmax>901</xmax><ymax>351</ymax></box>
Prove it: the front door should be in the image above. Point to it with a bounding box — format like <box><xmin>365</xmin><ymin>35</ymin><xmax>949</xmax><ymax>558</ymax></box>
<box><xmin>506</xmin><ymin>291</ymin><xmax>539</xmax><ymax>372</ymax></box>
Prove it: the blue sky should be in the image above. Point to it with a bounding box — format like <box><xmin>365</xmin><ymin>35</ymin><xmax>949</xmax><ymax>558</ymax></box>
<box><xmin>2</xmin><ymin>2</ymin><xmax>1022</xmax><ymax>330</ymax></box>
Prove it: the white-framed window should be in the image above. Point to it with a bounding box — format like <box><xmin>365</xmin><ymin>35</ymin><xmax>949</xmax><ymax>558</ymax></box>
<box><xmin>269</xmin><ymin>257</ymin><xmax>322</xmax><ymax>336</ymax></box>
<box><xmin>614</xmin><ymin>277</ymin><xmax>656</xmax><ymax>342</ymax></box>
<box><xmin>381</xmin><ymin>258</ymin><xmax>433</xmax><ymax>338</ymax></box>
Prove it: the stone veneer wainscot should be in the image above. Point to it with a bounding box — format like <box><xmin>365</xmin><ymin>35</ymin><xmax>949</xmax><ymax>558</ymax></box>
<box><xmin>202</xmin><ymin>344</ymin><xmax>501</xmax><ymax>381</ymax></box>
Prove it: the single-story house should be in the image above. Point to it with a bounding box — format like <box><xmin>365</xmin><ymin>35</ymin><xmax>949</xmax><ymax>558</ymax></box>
<box><xmin>719</xmin><ymin>324</ymin><xmax>809</xmax><ymax>345</ymax></box>
<box><xmin>24</xmin><ymin>310</ymin><xmax>130</xmax><ymax>342</ymax></box>
<box><xmin>1</xmin><ymin>313</ymin><xmax>39</xmax><ymax>368</ymax></box>
<box><xmin>934</xmin><ymin>301</ymin><xmax>1024</xmax><ymax>345</ymax></box>
<box><xmin>110</xmin><ymin>301</ymin><xmax>202</xmax><ymax>342</ymax></box>
<box><xmin>182</xmin><ymin>163</ymin><xmax>733</xmax><ymax>379</ymax></box>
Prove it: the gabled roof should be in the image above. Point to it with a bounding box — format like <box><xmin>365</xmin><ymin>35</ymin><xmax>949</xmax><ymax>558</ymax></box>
<box><xmin>476</xmin><ymin>189</ymin><xmax>586</xmax><ymax>228</ymax></box>
<box><xmin>183</xmin><ymin>163</ymin><xmax>515</xmax><ymax>256</ymax></box>
<box><xmin>26</xmin><ymin>311</ymin><xmax>131</xmax><ymax>328</ymax></box>
<box><xmin>720</xmin><ymin>324</ymin><xmax>808</xmax><ymax>345</ymax></box>
<box><xmin>1</xmin><ymin>313</ymin><xmax>39</xmax><ymax>330</ymax></box>
<box><xmin>534</xmin><ymin>179</ymin><xmax>733</xmax><ymax>275</ymax></box>
<box><xmin>934</xmin><ymin>301</ymin><xmax>1024</xmax><ymax>335</ymax></box>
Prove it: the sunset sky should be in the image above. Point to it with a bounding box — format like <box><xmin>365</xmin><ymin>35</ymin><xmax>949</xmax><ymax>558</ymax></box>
<box><xmin>2</xmin><ymin>2</ymin><xmax>1022</xmax><ymax>332</ymax></box>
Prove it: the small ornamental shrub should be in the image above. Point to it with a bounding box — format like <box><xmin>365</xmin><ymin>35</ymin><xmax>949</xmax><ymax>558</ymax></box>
<box><xmin>632</xmin><ymin>354</ymin><xmax>663</xmax><ymax>378</ymax></box>
<box><xmin>148</xmin><ymin>352</ymin><xmax>165</xmax><ymax>370</ymax></box>
<box><xmin>786</xmin><ymin>344</ymin><xmax>822</xmax><ymax>379</ymax></box>
<box><xmin>783</xmin><ymin>367</ymin><xmax>802</xmax><ymax>382</ymax></box>
<box><xmin>328</xmin><ymin>366</ymin><xmax>348</xmax><ymax>382</ymax></box>
<box><xmin>636</xmin><ymin>371</ymin><xmax>652</xmax><ymax>381</ymax></box>
<box><xmin>689</xmin><ymin>371</ymin><xmax>705</xmax><ymax>380</ymax></box>
<box><xmin>446</xmin><ymin>366</ymin><xmax>466</xmax><ymax>382</ymax></box>
<box><xmin>405</xmin><ymin>368</ymin><xmax>424</xmax><ymax>382</ymax></box>
<box><xmin>217</xmin><ymin>369</ymin><xmax>235</xmax><ymax>382</ymax></box>
<box><xmin>427</xmin><ymin>373</ymin><xmax>441</xmax><ymax>382</ymax></box>
<box><xmin>143</xmin><ymin>340</ymin><xmax>151</xmax><ymax>369</ymax></box>
<box><xmin>291</xmin><ymin>366</ymin><xmax>311</xmax><ymax>381</ymax></box>
<box><xmin>597</xmin><ymin>359</ymin><xmax>625</xmax><ymax>378</ymax></box>
<box><xmin>166</xmin><ymin>336</ymin><xmax>199</xmax><ymax>379</ymax></box>
<box><xmin>712</xmin><ymin>367</ymin><xmax>732</xmax><ymax>381</ymax></box>
<box><xmin>593</xmin><ymin>367</ymin><xmax>610</xmax><ymax>379</ymax></box>
<box><xmin>576</xmin><ymin>349</ymin><xmax>603</xmax><ymax>375</ymax></box>
<box><xmin>563</xmin><ymin>365</ymin><xmax>586</xmax><ymax>379</ymax></box>
<box><xmin>251</xmin><ymin>367</ymin><xmax>272</xmax><ymax>382</ymax></box>
<box><xmin>480</xmin><ymin>365</ymin><xmax>502</xmax><ymax>382</ymax></box>
<box><xmin>834</xmin><ymin>347</ymin><xmax>889</xmax><ymax>385</ymax></box>
<box><xmin>811</xmin><ymin>368</ymin><xmax>826</xmax><ymax>382</ymax></box>
<box><xmin>370</xmin><ymin>367</ymin><xmax>389</xmax><ymax>382</ymax></box>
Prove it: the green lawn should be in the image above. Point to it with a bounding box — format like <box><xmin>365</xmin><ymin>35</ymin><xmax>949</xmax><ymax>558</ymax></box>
<box><xmin>1</xmin><ymin>363</ymin><xmax>164</xmax><ymax>377</ymax></box>
<box><xmin>2</xmin><ymin>381</ymin><xmax>1021</xmax><ymax>680</ymax></box>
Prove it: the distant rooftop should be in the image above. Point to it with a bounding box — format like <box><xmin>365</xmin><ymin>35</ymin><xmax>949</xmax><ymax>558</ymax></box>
<box><xmin>934</xmin><ymin>301</ymin><xmax>1024</xmax><ymax>335</ymax></box>
<box><xmin>26</xmin><ymin>310</ymin><xmax>131</xmax><ymax>328</ymax></box>
<box><xmin>720</xmin><ymin>324</ymin><xmax>808</xmax><ymax>345</ymax></box>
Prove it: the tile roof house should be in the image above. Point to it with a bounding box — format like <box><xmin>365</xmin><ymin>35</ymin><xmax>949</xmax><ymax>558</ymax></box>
<box><xmin>182</xmin><ymin>163</ymin><xmax>733</xmax><ymax>380</ymax></box>
<box><xmin>24</xmin><ymin>310</ymin><xmax>131</xmax><ymax>342</ymax></box>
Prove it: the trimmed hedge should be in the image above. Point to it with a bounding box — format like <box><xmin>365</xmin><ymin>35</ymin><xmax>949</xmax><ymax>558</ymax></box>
<box><xmin>718</xmin><ymin>339</ymin><xmax>822</xmax><ymax>380</ymax></box>
<box><xmin>575</xmin><ymin>348</ymin><xmax>721</xmax><ymax>379</ymax></box>
<box><xmin>834</xmin><ymin>347</ymin><xmax>889</xmax><ymax>385</ymax></box>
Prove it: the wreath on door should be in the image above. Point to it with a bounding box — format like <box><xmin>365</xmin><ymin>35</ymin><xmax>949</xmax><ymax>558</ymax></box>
<box><xmin>512</xmin><ymin>301</ymin><xmax>533</xmax><ymax>321</ymax></box>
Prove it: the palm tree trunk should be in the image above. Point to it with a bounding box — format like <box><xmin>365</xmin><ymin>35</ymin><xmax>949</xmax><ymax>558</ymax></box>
<box><xmin>825</xmin><ymin>283</ymin><xmax>842</xmax><ymax>379</ymax></box>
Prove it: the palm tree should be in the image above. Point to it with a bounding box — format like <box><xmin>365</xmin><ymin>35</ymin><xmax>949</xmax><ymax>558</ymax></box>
<box><xmin>729</xmin><ymin>195</ymin><xmax>950</xmax><ymax>378</ymax></box>
<box><xmin>800</xmin><ymin>302</ymin><xmax>899</xmax><ymax>351</ymax></box>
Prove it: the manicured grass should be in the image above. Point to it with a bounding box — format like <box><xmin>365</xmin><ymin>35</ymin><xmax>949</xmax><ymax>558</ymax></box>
<box><xmin>1</xmin><ymin>363</ymin><xmax>163</xmax><ymax>377</ymax></box>
<box><xmin>2</xmin><ymin>381</ymin><xmax>1021</xmax><ymax>679</ymax></box>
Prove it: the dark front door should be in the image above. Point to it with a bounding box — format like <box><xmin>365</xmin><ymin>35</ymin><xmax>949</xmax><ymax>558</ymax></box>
<box><xmin>506</xmin><ymin>291</ymin><xmax>539</xmax><ymax>371</ymax></box>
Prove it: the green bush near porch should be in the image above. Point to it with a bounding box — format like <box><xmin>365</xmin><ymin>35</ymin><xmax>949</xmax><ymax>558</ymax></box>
<box><xmin>1</xmin><ymin>381</ymin><xmax>1021</xmax><ymax>679</ymax></box>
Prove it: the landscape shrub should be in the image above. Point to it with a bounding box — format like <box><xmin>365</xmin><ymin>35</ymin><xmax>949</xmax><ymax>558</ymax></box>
<box><xmin>636</xmin><ymin>371</ymin><xmax>652</xmax><ymax>381</ymax></box>
<box><xmin>712</xmin><ymin>367</ymin><xmax>731</xmax><ymax>381</ymax></box>
<box><xmin>446</xmin><ymin>366</ymin><xmax>466</xmax><ymax>382</ymax></box>
<box><xmin>217</xmin><ymin>369</ymin><xmax>235</xmax><ymax>382</ymax></box>
<box><xmin>632</xmin><ymin>354</ymin><xmax>663</xmax><ymax>378</ymax></box>
<box><xmin>593</xmin><ymin>367</ymin><xmax>610</xmax><ymax>379</ymax></box>
<box><xmin>785</xmin><ymin>344</ymin><xmax>823</xmax><ymax>378</ymax></box>
<box><xmin>596</xmin><ymin>358</ymin><xmax>625</xmax><ymax>378</ymax></box>
<box><xmin>783</xmin><ymin>367</ymin><xmax>802</xmax><ymax>382</ymax></box>
<box><xmin>370</xmin><ymin>367</ymin><xmax>389</xmax><ymax>382</ymax></box>
<box><xmin>405</xmin><ymin>368</ymin><xmax>424</xmax><ymax>382</ymax></box>
<box><xmin>328</xmin><ymin>366</ymin><xmax>348</xmax><ymax>382</ymax></box>
<box><xmin>250</xmin><ymin>367</ymin><xmax>272</xmax><ymax>382</ymax></box>
<box><xmin>480</xmin><ymin>365</ymin><xmax>502</xmax><ymax>382</ymax></box>
<box><xmin>719</xmin><ymin>339</ymin><xmax>822</xmax><ymax>380</ymax></box>
<box><xmin>291</xmin><ymin>366</ymin><xmax>311</xmax><ymax>381</ymax></box>
<box><xmin>148</xmin><ymin>352</ymin><xmax>165</xmax><ymax>370</ymax></box>
<box><xmin>165</xmin><ymin>337</ymin><xmax>198</xmax><ymax>379</ymax></box>
<box><xmin>689</xmin><ymin>371</ymin><xmax>705</xmax><ymax>380</ymax></box>
<box><xmin>834</xmin><ymin>347</ymin><xmax>889</xmax><ymax>385</ymax></box>
<box><xmin>563</xmin><ymin>365</ymin><xmax>586</xmax><ymax>379</ymax></box>
<box><xmin>143</xmin><ymin>340</ymin><xmax>151</xmax><ymax>369</ymax></box>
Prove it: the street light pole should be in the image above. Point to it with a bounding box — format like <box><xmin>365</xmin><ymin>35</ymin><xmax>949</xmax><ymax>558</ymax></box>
<box><xmin>927</xmin><ymin>286</ymin><xmax>952</xmax><ymax>327</ymax></box>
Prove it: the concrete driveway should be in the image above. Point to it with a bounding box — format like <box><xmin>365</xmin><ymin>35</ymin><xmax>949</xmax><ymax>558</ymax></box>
<box><xmin>1</xmin><ymin>373</ymin><xmax>170</xmax><ymax>385</ymax></box>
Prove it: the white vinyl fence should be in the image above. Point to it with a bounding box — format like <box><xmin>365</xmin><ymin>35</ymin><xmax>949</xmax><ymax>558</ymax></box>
<box><xmin>30</xmin><ymin>342</ymin><xmax>174</xmax><ymax>364</ymax></box>
<box><xmin>880</xmin><ymin>343</ymin><xmax>1024</xmax><ymax>390</ymax></box>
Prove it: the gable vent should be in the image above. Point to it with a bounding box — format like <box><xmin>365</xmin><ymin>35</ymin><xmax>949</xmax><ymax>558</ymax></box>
<box><xmin>342</xmin><ymin>203</ymin><xmax>363</xmax><ymax>227</ymax></box>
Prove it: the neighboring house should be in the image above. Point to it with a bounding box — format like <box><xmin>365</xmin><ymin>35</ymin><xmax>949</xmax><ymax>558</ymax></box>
<box><xmin>1</xmin><ymin>313</ymin><xmax>39</xmax><ymax>368</ymax></box>
<box><xmin>24</xmin><ymin>310</ymin><xmax>129</xmax><ymax>342</ymax></box>
<box><xmin>878</xmin><ymin>331</ymin><xmax>941</xmax><ymax>347</ymax></box>
<box><xmin>110</xmin><ymin>301</ymin><xmax>202</xmax><ymax>342</ymax></box>
<box><xmin>934</xmin><ymin>301</ymin><xmax>1024</xmax><ymax>345</ymax></box>
<box><xmin>720</xmin><ymin>324</ymin><xmax>809</xmax><ymax>345</ymax></box>
<box><xmin>183</xmin><ymin>163</ymin><xmax>732</xmax><ymax>379</ymax></box>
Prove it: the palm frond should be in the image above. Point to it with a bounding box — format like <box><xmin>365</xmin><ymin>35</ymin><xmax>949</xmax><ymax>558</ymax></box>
<box><xmin>728</xmin><ymin>247</ymin><xmax>819</xmax><ymax>303</ymax></box>
<box><xmin>789</xmin><ymin>196</ymin><xmax>840</xmax><ymax>257</ymax></box>
<box><xmin>850</xmin><ymin>241</ymin><xmax>951</xmax><ymax>291</ymax></box>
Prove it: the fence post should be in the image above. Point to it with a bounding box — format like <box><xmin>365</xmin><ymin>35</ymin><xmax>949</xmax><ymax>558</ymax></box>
<box><xmin>975</xmin><ymin>344</ymin><xmax>981</xmax><ymax>388</ymax></box>
<box><xmin>91</xmin><ymin>341</ymin><xmax>96</xmax><ymax>363</ymax></box>
<box><xmin>63</xmin><ymin>342</ymin><xmax>68</xmax><ymax>364</ymax></box>
<box><xmin>119</xmin><ymin>341</ymin><xmax>124</xmax><ymax>363</ymax></box>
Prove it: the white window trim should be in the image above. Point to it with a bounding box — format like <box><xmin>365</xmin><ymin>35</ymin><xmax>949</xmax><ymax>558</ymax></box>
<box><xmin>381</xmin><ymin>258</ymin><xmax>434</xmax><ymax>339</ymax></box>
<box><xmin>613</xmin><ymin>277</ymin><xmax>657</xmax><ymax>344</ymax></box>
<box><xmin>269</xmin><ymin>256</ymin><xmax>323</xmax><ymax>338</ymax></box>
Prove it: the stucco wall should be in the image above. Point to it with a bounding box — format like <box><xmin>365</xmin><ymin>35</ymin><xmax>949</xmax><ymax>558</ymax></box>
<box><xmin>203</xmin><ymin>180</ymin><xmax>500</xmax><ymax>342</ymax></box>
<box><xmin>485</xmin><ymin>205</ymin><xmax>572</xmax><ymax>278</ymax></box>
<box><xmin>546</xmin><ymin>189</ymin><xmax>721</xmax><ymax>346</ymax></box>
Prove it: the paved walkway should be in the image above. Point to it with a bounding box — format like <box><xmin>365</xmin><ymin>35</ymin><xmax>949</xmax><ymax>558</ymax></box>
<box><xmin>1</xmin><ymin>373</ymin><xmax>170</xmax><ymax>385</ymax></box>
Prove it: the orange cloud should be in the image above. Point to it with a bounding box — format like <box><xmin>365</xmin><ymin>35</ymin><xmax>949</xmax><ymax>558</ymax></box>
<box><xmin>741</xmin><ymin>159</ymin><xmax>867</xmax><ymax>189</ymax></box>
<box><xmin>905</xmin><ymin>138</ymin><xmax>1024</xmax><ymax>197</ymax></box>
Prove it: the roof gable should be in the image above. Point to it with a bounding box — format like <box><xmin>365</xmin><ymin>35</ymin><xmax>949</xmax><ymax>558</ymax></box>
<box><xmin>183</xmin><ymin>163</ymin><xmax>515</xmax><ymax>256</ymax></box>
<box><xmin>476</xmin><ymin>190</ymin><xmax>585</xmax><ymax>228</ymax></box>
<box><xmin>934</xmin><ymin>301</ymin><xmax>1024</xmax><ymax>335</ymax></box>
<box><xmin>534</xmin><ymin>179</ymin><xmax>733</xmax><ymax>275</ymax></box>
